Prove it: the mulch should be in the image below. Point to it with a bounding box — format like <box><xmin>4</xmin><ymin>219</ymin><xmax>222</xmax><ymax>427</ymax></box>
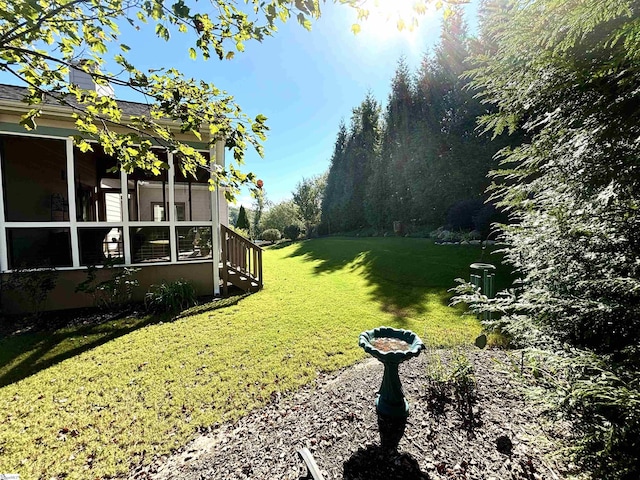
<box><xmin>127</xmin><ymin>349</ymin><xmax>574</xmax><ymax>480</ymax></box>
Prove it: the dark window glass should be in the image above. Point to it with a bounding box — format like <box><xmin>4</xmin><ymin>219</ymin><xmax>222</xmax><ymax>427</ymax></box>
<box><xmin>78</xmin><ymin>227</ymin><xmax>124</xmax><ymax>265</ymax></box>
<box><xmin>2</xmin><ymin>135</ymin><xmax>68</xmax><ymax>222</ymax></box>
<box><xmin>7</xmin><ymin>228</ymin><xmax>72</xmax><ymax>268</ymax></box>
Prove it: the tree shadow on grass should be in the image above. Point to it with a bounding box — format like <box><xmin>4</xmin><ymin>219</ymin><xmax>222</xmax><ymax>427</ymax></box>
<box><xmin>286</xmin><ymin>237</ymin><xmax>498</xmax><ymax>322</ymax></box>
<box><xmin>0</xmin><ymin>294</ymin><xmax>249</xmax><ymax>388</ymax></box>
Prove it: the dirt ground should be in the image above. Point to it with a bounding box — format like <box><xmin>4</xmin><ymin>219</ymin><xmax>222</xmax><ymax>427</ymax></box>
<box><xmin>126</xmin><ymin>349</ymin><xmax>574</xmax><ymax>480</ymax></box>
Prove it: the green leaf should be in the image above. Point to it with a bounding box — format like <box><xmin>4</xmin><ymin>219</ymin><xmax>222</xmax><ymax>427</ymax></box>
<box><xmin>189</xmin><ymin>47</ymin><xmax>197</xmax><ymax>60</ymax></box>
<box><xmin>19</xmin><ymin>116</ymin><xmax>37</xmax><ymax>130</ymax></box>
<box><xmin>351</xmin><ymin>23</ymin><xmax>361</xmax><ymax>35</ymax></box>
<box><xmin>155</xmin><ymin>24</ymin><xmax>170</xmax><ymax>41</ymax></box>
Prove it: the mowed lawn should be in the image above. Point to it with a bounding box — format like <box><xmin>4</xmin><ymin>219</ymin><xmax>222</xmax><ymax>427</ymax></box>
<box><xmin>0</xmin><ymin>237</ymin><xmax>506</xmax><ymax>479</ymax></box>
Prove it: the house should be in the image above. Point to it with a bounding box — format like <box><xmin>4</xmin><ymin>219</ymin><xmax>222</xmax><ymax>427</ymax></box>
<box><xmin>0</xmin><ymin>82</ymin><xmax>262</xmax><ymax>314</ymax></box>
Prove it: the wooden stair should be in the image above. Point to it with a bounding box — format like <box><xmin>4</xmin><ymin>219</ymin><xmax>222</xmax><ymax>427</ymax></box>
<box><xmin>220</xmin><ymin>224</ymin><xmax>263</xmax><ymax>295</ymax></box>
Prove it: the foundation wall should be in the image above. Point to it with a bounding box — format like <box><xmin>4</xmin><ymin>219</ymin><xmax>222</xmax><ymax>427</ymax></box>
<box><xmin>1</xmin><ymin>262</ymin><xmax>215</xmax><ymax>314</ymax></box>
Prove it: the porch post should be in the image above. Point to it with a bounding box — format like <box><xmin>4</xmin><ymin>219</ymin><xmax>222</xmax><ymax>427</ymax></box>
<box><xmin>211</xmin><ymin>140</ymin><xmax>224</xmax><ymax>296</ymax></box>
<box><xmin>121</xmin><ymin>168</ymin><xmax>132</xmax><ymax>265</ymax></box>
<box><xmin>0</xmin><ymin>143</ymin><xmax>7</xmax><ymax>272</ymax></box>
<box><xmin>66</xmin><ymin>138</ymin><xmax>80</xmax><ymax>267</ymax></box>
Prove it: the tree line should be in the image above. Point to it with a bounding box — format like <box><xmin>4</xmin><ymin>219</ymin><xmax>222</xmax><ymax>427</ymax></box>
<box><xmin>320</xmin><ymin>10</ymin><xmax>517</xmax><ymax>236</ymax></box>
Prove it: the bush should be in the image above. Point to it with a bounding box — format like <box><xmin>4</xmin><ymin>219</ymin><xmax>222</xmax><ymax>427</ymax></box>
<box><xmin>261</xmin><ymin>229</ymin><xmax>281</xmax><ymax>242</ymax></box>
<box><xmin>145</xmin><ymin>279</ymin><xmax>197</xmax><ymax>313</ymax></box>
<box><xmin>446</xmin><ymin>199</ymin><xmax>483</xmax><ymax>231</ymax></box>
<box><xmin>75</xmin><ymin>261</ymin><xmax>139</xmax><ymax>310</ymax></box>
<box><xmin>283</xmin><ymin>224</ymin><xmax>301</xmax><ymax>241</ymax></box>
<box><xmin>3</xmin><ymin>266</ymin><xmax>58</xmax><ymax>316</ymax></box>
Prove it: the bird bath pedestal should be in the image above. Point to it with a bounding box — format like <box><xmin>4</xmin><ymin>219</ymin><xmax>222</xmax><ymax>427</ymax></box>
<box><xmin>359</xmin><ymin>326</ymin><xmax>425</xmax><ymax>450</ymax></box>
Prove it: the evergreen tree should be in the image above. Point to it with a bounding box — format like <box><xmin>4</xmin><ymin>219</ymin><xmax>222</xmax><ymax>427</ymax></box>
<box><xmin>343</xmin><ymin>93</ymin><xmax>381</xmax><ymax>231</ymax></box>
<box><xmin>235</xmin><ymin>205</ymin><xmax>250</xmax><ymax>231</ymax></box>
<box><xmin>373</xmin><ymin>58</ymin><xmax>413</xmax><ymax>229</ymax></box>
<box><xmin>321</xmin><ymin>121</ymin><xmax>349</xmax><ymax>233</ymax></box>
<box><xmin>454</xmin><ymin>1</ymin><xmax>640</xmax><ymax>476</ymax></box>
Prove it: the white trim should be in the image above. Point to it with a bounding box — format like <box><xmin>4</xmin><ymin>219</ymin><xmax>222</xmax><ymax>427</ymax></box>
<box><xmin>4</xmin><ymin>222</ymin><xmax>72</xmax><ymax>228</ymax></box>
<box><xmin>0</xmin><ymin>129</ymin><xmax>70</xmax><ymax>141</ymax></box>
<box><xmin>212</xmin><ymin>140</ymin><xmax>225</xmax><ymax>296</ymax></box>
<box><xmin>0</xmin><ymin>141</ymin><xmax>7</xmax><ymax>272</ymax></box>
<box><xmin>0</xmin><ymin>258</ymin><xmax>216</xmax><ymax>273</ymax></box>
<box><xmin>76</xmin><ymin>222</ymin><xmax>128</xmax><ymax>228</ymax></box>
<box><xmin>66</xmin><ymin>138</ymin><xmax>80</xmax><ymax>267</ymax></box>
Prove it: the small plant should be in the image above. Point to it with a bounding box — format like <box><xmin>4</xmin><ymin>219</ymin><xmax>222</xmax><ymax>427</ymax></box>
<box><xmin>424</xmin><ymin>349</ymin><xmax>478</xmax><ymax>428</ymax></box>
<box><xmin>283</xmin><ymin>224</ymin><xmax>301</xmax><ymax>241</ymax></box>
<box><xmin>145</xmin><ymin>279</ymin><xmax>197</xmax><ymax>313</ymax></box>
<box><xmin>3</xmin><ymin>265</ymin><xmax>58</xmax><ymax>317</ymax></box>
<box><xmin>75</xmin><ymin>259</ymin><xmax>140</xmax><ymax>310</ymax></box>
<box><xmin>449</xmin><ymin>350</ymin><xmax>478</xmax><ymax>428</ymax></box>
<box><xmin>261</xmin><ymin>229</ymin><xmax>281</xmax><ymax>242</ymax></box>
<box><xmin>424</xmin><ymin>349</ymin><xmax>452</xmax><ymax>415</ymax></box>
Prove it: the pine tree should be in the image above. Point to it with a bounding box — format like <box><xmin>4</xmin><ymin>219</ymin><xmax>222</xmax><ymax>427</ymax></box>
<box><xmin>321</xmin><ymin>121</ymin><xmax>348</xmax><ymax>233</ymax></box>
<box><xmin>235</xmin><ymin>205</ymin><xmax>250</xmax><ymax>232</ymax></box>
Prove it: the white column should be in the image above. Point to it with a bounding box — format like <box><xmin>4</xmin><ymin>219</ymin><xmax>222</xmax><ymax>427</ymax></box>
<box><xmin>66</xmin><ymin>138</ymin><xmax>80</xmax><ymax>267</ymax></box>
<box><xmin>168</xmin><ymin>152</ymin><xmax>177</xmax><ymax>263</ymax></box>
<box><xmin>211</xmin><ymin>140</ymin><xmax>224</xmax><ymax>296</ymax></box>
<box><xmin>121</xmin><ymin>168</ymin><xmax>132</xmax><ymax>264</ymax></box>
<box><xmin>0</xmin><ymin>144</ymin><xmax>7</xmax><ymax>272</ymax></box>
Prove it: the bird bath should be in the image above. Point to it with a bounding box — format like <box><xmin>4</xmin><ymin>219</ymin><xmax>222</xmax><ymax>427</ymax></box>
<box><xmin>359</xmin><ymin>326</ymin><xmax>424</xmax><ymax>418</ymax></box>
<box><xmin>359</xmin><ymin>326</ymin><xmax>424</xmax><ymax>451</ymax></box>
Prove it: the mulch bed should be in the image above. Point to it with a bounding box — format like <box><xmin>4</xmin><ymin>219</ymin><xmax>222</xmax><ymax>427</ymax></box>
<box><xmin>128</xmin><ymin>350</ymin><xmax>573</xmax><ymax>480</ymax></box>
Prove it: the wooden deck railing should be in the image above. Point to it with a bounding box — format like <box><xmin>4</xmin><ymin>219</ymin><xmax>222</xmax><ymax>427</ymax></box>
<box><xmin>220</xmin><ymin>224</ymin><xmax>263</xmax><ymax>295</ymax></box>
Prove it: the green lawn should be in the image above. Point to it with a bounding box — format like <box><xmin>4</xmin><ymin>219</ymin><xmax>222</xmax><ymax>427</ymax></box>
<box><xmin>0</xmin><ymin>237</ymin><xmax>507</xmax><ymax>479</ymax></box>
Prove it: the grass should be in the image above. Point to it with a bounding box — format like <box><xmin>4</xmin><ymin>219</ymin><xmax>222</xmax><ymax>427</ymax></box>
<box><xmin>0</xmin><ymin>237</ymin><xmax>509</xmax><ymax>479</ymax></box>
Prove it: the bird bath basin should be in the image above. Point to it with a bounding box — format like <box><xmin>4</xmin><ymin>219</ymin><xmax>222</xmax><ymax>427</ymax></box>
<box><xmin>359</xmin><ymin>326</ymin><xmax>424</xmax><ymax>418</ymax></box>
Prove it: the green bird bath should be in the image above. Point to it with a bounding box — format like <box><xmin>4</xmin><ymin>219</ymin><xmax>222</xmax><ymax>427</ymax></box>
<box><xmin>359</xmin><ymin>326</ymin><xmax>425</xmax><ymax>418</ymax></box>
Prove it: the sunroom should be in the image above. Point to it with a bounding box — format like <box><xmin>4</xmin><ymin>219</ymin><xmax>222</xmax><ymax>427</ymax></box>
<box><xmin>0</xmin><ymin>127</ymin><xmax>236</xmax><ymax>313</ymax></box>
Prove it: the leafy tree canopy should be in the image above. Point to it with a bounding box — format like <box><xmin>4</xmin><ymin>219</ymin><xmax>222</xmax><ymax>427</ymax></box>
<box><xmin>293</xmin><ymin>174</ymin><xmax>326</xmax><ymax>237</ymax></box>
<box><xmin>0</xmin><ymin>0</ymin><xmax>464</xmax><ymax>200</ymax></box>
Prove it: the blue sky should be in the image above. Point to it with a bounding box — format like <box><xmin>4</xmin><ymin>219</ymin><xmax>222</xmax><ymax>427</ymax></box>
<box><xmin>2</xmin><ymin>1</ymin><xmax>478</xmax><ymax>208</ymax></box>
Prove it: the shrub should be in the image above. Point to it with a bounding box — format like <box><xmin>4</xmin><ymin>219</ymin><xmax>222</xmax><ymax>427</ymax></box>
<box><xmin>76</xmin><ymin>261</ymin><xmax>140</xmax><ymax>310</ymax></box>
<box><xmin>3</xmin><ymin>266</ymin><xmax>58</xmax><ymax>316</ymax></box>
<box><xmin>283</xmin><ymin>224</ymin><xmax>301</xmax><ymax>241</ymax></box>
<box><xmin>145</xmin><ymin>279</ymin><xmax>197</xmax><ymax>313</ymax></box>
<box><xmin>260</xmin><ymin>229</ymin><xmax>281</xmax><ymax>242</ymax></box>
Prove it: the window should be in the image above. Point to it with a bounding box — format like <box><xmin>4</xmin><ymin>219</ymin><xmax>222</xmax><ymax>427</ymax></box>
<box><xmin>7</xmin><ymin>228</ymin><xmax>72</xmax><ymax>268</ymax></box>
<box><xmin>176</xmin><ymin>226</ymin><xmax>212</xmax><ymax>260</ymax></box>
<box><xmin>174</xmin><ymin>158</ymin><xmax>212</xmax><ymax>221</ymax></box>
<box><xmin>78</xmin><ymin>227</ymin><xmax>124</xmax><ymax>265</ymax></box>
<box><xmin>130</xmin><ymin>226</ymin><xmax>170</xmax><ymax>263</ymax></box>
<box><xmin>127</xmin><ymin>154</ymin><xmax>169</xmax><ymax>221</ymax></box>
<box><xmin>2</xmin><ymin>136</ymin><xmax>68</xmax><ymax>222</ymax></box>
<box><xmin>152</xmin><ymin>202</ymin><xmax>185</xmax><ymax>222</ymax></box>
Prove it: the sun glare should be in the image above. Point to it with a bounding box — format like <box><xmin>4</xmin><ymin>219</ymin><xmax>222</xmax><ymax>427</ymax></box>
<box><xmin>354</xmin><ymin>0</ymin><xmax>438</xmax><ymax>45</ymax></box>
